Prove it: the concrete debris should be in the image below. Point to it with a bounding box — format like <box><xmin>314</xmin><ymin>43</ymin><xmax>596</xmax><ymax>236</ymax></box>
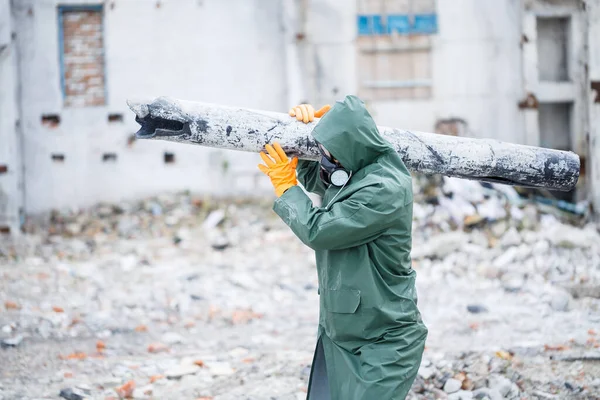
<box><xmin>418</xmin><ymin>365</ymin><xmax>436</xmax><ymax>380</ymax></box>
<box><xmin>1</xmin><ymin>334</ymin><xmax>23</xmax><ymax>348</ymax></box>
<box><xmin>487</xmin><ymin>374</ymin><xmax>513</xmax><ymax>397</ymax></box>
<box><xmin>549</xmin><ymin>289</ymin><xmax>572</xmax><ymax>312</ymax></box>
<box><xmin>466</xmin><ymin>305</ymin><xmax>488</xmax><ymax>314</ymax></box>
<box><xmin>59</xmin><ymin>387</ymin><xmax>87</xmax><ymax>400</ymax></box>
<box><xmin>444</xmin><ymin>378</ymin><xmax>463</xmax><ymax>393</ymax></box>
<box><xmin>448</xmin><ymin>390</ymin><xmax>474</xmax><ymax>400</ymax></box>
<box><xmin>165</xmin><ymin>365</ymin><xmax>200</xmax><ymax>380</ymax></box>
<box><xmin>202</xmin><ymin>209</ymin><xmax>225</xmax><ymax>230</ymax></box>
<box><xmin>161</xmin><ymin>332</ymin><xmax>186</xmax><ymax>345</ymax></box>
<box><xmin>207</xmin><ymin>362</ymin><xmax>235</xmax><ymax>376</ymax></box>
<box><xmin>473</xmin><ymin>388</ymin><xmax>503</xmax><ymax>400</ymax></box>
<box><xmin>0</xmin><ymin>179</ymin><xmax>599</xmax><ymax>399</ymax></box>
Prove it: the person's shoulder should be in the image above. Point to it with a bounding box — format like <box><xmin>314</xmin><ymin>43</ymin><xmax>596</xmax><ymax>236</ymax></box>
<box><xmin>373</xmin><ymin>155</ymin><xmax>412</xmax><ymax>202</ymax></box>
<box><xmin>351</xmin><ymin>167</ymin><xmax>410</xmax><ymax>209</ymax></box>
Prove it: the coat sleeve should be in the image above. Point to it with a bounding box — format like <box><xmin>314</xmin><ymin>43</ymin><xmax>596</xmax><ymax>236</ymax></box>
<box><xmin>273</xmin><ymin>184</ymin><xmax>403</xmax><ymax>251</ymax></box>
<box><xmin>296</xmin><ymin>160</ymin><xmax>327</xmax><ymax>197</ymax></box>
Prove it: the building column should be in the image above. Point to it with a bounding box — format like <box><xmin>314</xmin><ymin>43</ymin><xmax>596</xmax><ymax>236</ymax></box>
<box><xmin>587</xmin><ymin>0</ymin><xmax>600</xmax><ymax>214</ymax></box>
<box><xmin>0</xmin><ymin>0</ymin><xmax>23</xmax><ymax>236</ymax></box>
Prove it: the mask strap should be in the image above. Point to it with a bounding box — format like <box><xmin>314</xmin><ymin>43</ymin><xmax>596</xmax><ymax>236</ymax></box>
<box><xmin>325</xmin><ymin>171</ymin><xmax>352</xmax><ymax>210</ymax></box>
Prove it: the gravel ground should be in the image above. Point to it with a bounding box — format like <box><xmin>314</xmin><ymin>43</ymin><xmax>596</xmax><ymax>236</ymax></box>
<box><xmin>1</xmin><ymin>181</ymin><xmax>599</xmax><ymax>400</ymax></box>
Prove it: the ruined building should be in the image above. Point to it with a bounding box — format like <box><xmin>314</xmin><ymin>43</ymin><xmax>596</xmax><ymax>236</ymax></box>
<box><xmin>1</xmin><ymin>0</ymin><xmax>599</xmax><ymax>234</ymax></box>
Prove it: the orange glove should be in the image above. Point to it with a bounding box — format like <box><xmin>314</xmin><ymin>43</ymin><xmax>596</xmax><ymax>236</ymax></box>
<box><xmin>289</xmin><ymin>104</ymin><xmax>331</xmax><ymax>123</ymax></box>
<box><xmin>258</xmin><ymin>142</ymin><xmax>299</xmax><ymax>197</ymax></box>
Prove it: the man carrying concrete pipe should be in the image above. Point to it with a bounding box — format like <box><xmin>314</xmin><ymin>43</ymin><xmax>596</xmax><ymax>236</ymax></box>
<box><xmin>258</xmin><ymin>95</ymin><xmax>428</xmax><ymax>399</ymax></box>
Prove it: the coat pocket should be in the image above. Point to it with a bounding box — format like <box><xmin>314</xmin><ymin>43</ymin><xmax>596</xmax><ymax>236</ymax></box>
<box><xmin>321</xmin><ymin>288</ymin><xmax>363</xmax><ymax>345</ymax></box>
<box><xmin>322</xmin><ymin>288</ymin><xmax>361</xmax><ymax>314</ymax></box>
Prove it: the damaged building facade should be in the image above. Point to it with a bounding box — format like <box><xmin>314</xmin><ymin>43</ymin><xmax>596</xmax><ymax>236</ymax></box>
<box><xmin>1</xmin><ymin>0</ymin><xmax>600</xmax><ymax>234</ymax></box>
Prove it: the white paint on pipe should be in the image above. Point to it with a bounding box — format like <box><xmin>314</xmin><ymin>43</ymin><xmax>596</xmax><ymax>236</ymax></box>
<box><xmin>128</xmin><ymin>96</ymin><xmax>580</xmax><ymax>191</ymax></box>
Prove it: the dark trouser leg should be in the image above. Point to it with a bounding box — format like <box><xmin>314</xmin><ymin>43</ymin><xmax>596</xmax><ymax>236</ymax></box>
<box><xmin>307</xmin><ymin>337</ymin><xmax>331</xmax><ymax>400</ymax></box>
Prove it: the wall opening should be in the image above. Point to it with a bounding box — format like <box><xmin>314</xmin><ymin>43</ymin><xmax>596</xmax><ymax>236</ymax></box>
<box><xmin>538</xmin><ymin>102</ymin><xmax>572</xmax><ymax>151</ymax></box>
<box><xmin>536</xmin><ymin>17</ymin><xmax>570</xmax><ymax>82</ymax></box>
<box><xmin>434</xmin><ymin>118</ymin><xmax>469</xmax><ymax>136</ymax></box>
<box><xmin>51</xmin><ymin>154</ymin><xmax>65</xmax><ymax>163</ymax></box>
<box><xmin>538</xmin><ymin>102</ymin><xmax>575</xmax><ymax>202</ymax></box>
<box><xmin>59</xmin><ymin>5</ymin><xmax>106</xmax><ymax>107</ymax></box>
<box><xmin>108</xmin><ymin>113</ymin><xmax>123</xmax><ymax>122</ymax></box>
<box><xmin>164</xmin><ymin>152</ymin><xmax>175</xmax><ymax>164</ymax></box>
<box><xmin>41</xmin><ymin>114</ymin><xmax>61</xmax><ymax>127</ymax></box>
<box><xmin>102</xmin><ymin>153</ymin><xmax>117</xmax><ymax>162</ymax></box>
<box><xmin>356</xmin><ymin>0</ymin><xmax>437</xmax><ymax>101</ymax></box>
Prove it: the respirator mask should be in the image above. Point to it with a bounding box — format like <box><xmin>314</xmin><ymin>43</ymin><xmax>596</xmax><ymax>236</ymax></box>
<box><xmin>317</xmin><ymin>142</ymin><xmax>350</xmax><ymax>187</ymax></box>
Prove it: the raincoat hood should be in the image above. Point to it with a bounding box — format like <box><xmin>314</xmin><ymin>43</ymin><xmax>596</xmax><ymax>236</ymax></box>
<box><xmin>311</xmin><ymin>95</ymin><xmax>393</xmax><ymax>172</ymax></box>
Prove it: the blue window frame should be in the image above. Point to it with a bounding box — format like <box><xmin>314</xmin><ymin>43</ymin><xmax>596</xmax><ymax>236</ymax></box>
<box><xmin>357</xmin><ymin>13</ymin><xmax>438</xmax><ymax>36</ymax></box>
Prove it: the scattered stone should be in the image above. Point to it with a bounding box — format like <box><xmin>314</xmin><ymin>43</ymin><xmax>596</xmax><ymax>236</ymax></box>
<box><xmin>132</xmin><ymin>385</ymin><xmax>153</xmax><ymax>399</ymax></box>
<box><xmin>161</xmin><ymin>332</ymin><xmax>185</xmax><ymax>345</ymax></box>
<box><xmin>444</xmin><ymin>378</ymin><xmax>463</xmax><ymax>394</ymax></box>
<box><xmin>210</xmin><ymin>236</ymin><xmax>230</xmax><ymax>251</ymax></box>
<box><xmin>507</xmin><ymin>382</ymin><xmax>520</xmax><ymax>398</ymax></box>
<box><xmin>98</xmin><ymin>377</ymin><xmax>122</xmax><ymax>389</ymax></box>
<box><xmin>501</xmin><ymin>273</ymin><xmax>525</xmax><ymax>293</ymax></box>
<box><xmin>500</xmin><ymin>227</ymin><xmax>521</xmax><ymax>248</ymax></box>
<box><xmin>1</xmin><ymin>335</ymin><xmax>23</xmax><ymax>348</ymax></box>
<box><xmin>202</xmin><ymin>210</ymin><xmax>225</xmax><ymax>230</ymax></box>
<box><xmin>462</xmin><ymin>377</ymin><xmax>475</xmax><ymax>391</ymax></box>
<box><xmin>487</xmin><ymin>374</ymin><xmax>512</xmax><ymax>397</ymax></box>
<box><xmin>467</xmin><ymin>304</ymin><xmax>488</xmax><ymax>314</ymax></box>
<box><xmin>228</xmin><ymin>346</ymin><xmax>249</xmax><ymax>357</ymax></box>
<box><xmin>165</xmin><ymin>365</ymin><xmax>200</xmax><ymax>380</ymax></box>
<box><xmin>532</xmin><ymin>390</ymin><xmax>557</xmax><ymax>399</ymax></box>
<box><xmin>207</xmin><ymin>362</ymin><xmax>235</xmax><ymax>376</ymax></box>
<box><xmin>1</xmin><ymin>185</ymin><xmax>597</xmax><ymax>399</ymax></box>
<box><xmin>4</xmin><ymin>300</ymin><xmax>20</xmax><ymax>310</ymax></box>
<box><xmin>545</xmin><ymin>224</ymin><xmax>598</xmax><ymax>249</ymax></box>
<box><xmin>115</xmin><ymin>380</ymin><xmax>135</xmax><ymax>398</ymax></box>
<box><xmin>448</xmin><ymin>390</ymin><xmax>474</xmax><ymax>400</ymax></box>
<box><xmin>490</xmin><ymin>221</ymin><xmax>509</xmax><ymax>237</ymax></box>
<box><xmin>59</xmin><ymin>387</ymin><xmax>87</xmax><ymax>400</ymax></box>
<box><xmin>147</xmin><ymin>343</ymin><xmax>169</xmax><ymax>353</ymax></box>
<box><xmin>493</xmin><ymin>247</ymin><xmax>518</xmax><ymax>269</ymax></box>
<box><xmin>413</xmin><ymin>232</ymin><xmax>468</xmax><ymax>259</ymax></box>
<box><xmin>549</xmin><ymin>290</ymin><xmax>572</xmax><ymax>312</ymax></box>
<box><xmin>418</xmin><ymin>365</ymin><xmax>436</xmax><ymax>380</ymax></box>
<box><xmin>75</xmin><ymin>383</ymin><xmax>91</xmax><ymax>393</ymax></box>
<box><xmin>473</xmin><ymin>388</ymin><xmax>503</xmax><ymax>400</ymax></box>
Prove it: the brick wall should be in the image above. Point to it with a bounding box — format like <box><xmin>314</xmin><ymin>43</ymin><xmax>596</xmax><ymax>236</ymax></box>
<box><xmin>61</xmin><ymin>8</ymin><xmax>106</xmax><ymax>107</ymax></box>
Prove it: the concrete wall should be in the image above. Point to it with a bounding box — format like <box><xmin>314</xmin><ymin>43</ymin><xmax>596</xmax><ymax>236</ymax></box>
<box><xmin>13</xmin><ymin>0</ymin><xmax>286</xmax><ymax>213</ymax></box>
<box><xmin>302</xmin><ymin>0</ymin><xmax>525</xmax><ymax>145</ymax></box>
<box><xmin>587</xmin><ymin>0</ymin><xmax>600</xmax><ymax>212</ymax></box>
<box><xmin>0</xmin><ymin>0</ymin><xmax>23</xmax><ymax>234</ymax></box>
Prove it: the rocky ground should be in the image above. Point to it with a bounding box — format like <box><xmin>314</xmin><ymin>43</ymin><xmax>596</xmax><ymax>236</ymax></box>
<box><xmin>1</xmin><ymin>177</ymin><xmax>599</xmax><ymax>400</ymax></box>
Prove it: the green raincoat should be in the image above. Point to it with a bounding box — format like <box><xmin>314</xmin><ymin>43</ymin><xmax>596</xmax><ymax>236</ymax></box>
<box><xmin>273</xmin><ymin>95</ymin><xmax>428</xmax><ymax>400</ymax></box>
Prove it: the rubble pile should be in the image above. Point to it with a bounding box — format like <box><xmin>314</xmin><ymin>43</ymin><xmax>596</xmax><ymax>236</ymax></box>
<box><xmin>412</xmin><ymin>176</ymin><xmax>600</xmax><ymax>292</ymax></box>
<box><xmin>1</xmin><ymin>177</ymin><xmax>599</xmax><ymax>399</ymax></box>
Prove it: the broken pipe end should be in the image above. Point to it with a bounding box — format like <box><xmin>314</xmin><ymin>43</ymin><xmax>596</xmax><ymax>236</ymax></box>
<box><xmin>128</xmin><ymin>98</ymin><xmax>189</xmax><ymax>140</ymax></box>
<box><xmin>126</xmin><ymin>99</ymin><xmax>150</xmax><ymax>119</ymax></box>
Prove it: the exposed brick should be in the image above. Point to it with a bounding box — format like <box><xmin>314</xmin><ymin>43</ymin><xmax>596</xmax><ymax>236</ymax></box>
<box><xmin>61</xmin><ymin>9</ymin><xmax>106</xmax><ymax>107</ymax></box>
